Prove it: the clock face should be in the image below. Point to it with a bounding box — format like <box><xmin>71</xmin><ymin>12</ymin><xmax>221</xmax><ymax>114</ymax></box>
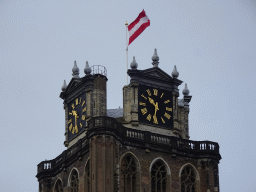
<box><xmin>68</xmin><ymin>93</ymin><xmax>87</xmax><ymax>141</ymax></box>
<box><xmin>138</xmin><ymin>86</ymin><xmax>173</xmax><ymax>129</ymax></box>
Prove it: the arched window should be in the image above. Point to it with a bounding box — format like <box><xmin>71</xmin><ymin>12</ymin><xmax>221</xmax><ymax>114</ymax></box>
<box><xmin>70</xmin><ymin>170</ymin><xmax>79</xmax><ymax>192</ymax></box>
<box><xmin>151</xmin><ymin>160</ymin><xmax>167</xmax><ymax>192</ymax></box>
<box><xmin>181</xmin><ymin>165</ymin><xmax>196</xmax><ymax>192</ymax></box>
<box><xmin>120</xmin><ymin>153</ymin><xmax>139</xmax><ymax>192</ymax></box>
<box><xmin>54</xmin><ymin>179</ymin><xmax>63</xmax><ymax>192</ymax></box>
<box><xmin>84</xmin><ymin>159</ymin><xmax>90</xmax><ymax>192</ymax></box>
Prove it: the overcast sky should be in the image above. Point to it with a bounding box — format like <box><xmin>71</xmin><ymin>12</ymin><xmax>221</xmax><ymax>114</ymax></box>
<box><xmin>1</xmin><ymin>0</ymin><xmax>256</xmax><ymax>191</ymax></box>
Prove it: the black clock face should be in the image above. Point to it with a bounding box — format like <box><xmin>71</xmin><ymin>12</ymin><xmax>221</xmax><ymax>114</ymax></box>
<box><xmin>138</xmin><ymin>86</ymin><xmax>173</xmax><ymax>129</ymax></box>
<box><xmin>68</xmin><ymin>93</ymin><xmax>86</xmax><ymax>141</ymax></box>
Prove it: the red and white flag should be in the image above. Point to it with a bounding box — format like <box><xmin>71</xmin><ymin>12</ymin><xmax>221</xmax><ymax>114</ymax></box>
<box><xmin>128</xmin><ymin>9</ymin><xmax>150</xmax><ymax>45</ymax></box>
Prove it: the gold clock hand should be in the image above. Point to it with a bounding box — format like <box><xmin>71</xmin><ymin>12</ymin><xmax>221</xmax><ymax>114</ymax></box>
<box><xmin>148</xmin><ymin>97</ymin><xmax>156</xmax><ymax>106</ymax></box>
<box><xmin>74</xmin><ymin>111</ymin><xmax>79</xmax><ymax>128</ymax></box>
<box><xmin>153</xmin><ymin>102</ymin><xmax>160</xmax><ymax>124</ymax></box>
<box><xmin>154</xmin><ymin>102</ymin><xmax>159</xmax><ymax>117</ymax></box>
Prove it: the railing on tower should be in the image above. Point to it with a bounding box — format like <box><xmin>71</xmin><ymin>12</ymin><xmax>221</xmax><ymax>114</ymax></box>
<box><xmin>37</xmin><ymin>116</ymin><xmax>220</xmax><ymax>176</ymax></box>
<box><xmin>91</xmin><ymin>65</ymin><xmax>107</xmax><ymax>77</ymax></box>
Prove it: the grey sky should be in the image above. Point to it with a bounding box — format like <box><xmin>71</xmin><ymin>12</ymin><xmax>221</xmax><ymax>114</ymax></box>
<box><xmin>0</xmin><ymin>0</ymin><xmax>256</xmax><ymax>191</ymax></box>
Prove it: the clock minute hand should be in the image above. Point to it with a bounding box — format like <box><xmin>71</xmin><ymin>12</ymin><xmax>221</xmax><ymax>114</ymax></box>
<box><xmin>73</xmin><ymin>111</ymin><xmax>79</xmax><ymax>125</ymax></box>
<box><xmin>154</xmin><ymin>102</ymin><xmax>159</xmax><ymax>117</ymax></box>
<box><xmin>73</xmin><ymin>111</ymin><xmax>79</xmax><ymax>133</ymax></box>
<box><xmin>152</xmin><ymin>102</ymin><xmax>159</xmax><ymax>124</ymax></box>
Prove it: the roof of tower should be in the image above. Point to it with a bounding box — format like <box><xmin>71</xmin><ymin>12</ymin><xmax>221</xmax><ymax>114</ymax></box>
<box><xmin>107</xmin><ymin>108</ymin><xmax>123</xmax><ymax>118</ymax></box>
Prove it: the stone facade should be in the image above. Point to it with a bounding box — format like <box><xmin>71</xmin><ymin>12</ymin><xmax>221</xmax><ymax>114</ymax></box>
<box><xmin>37</xmin><ymin>131</ymin><xmax>220</xmax><ymax>192</ymax></box>
<box><xmin>37</xmin><ymin>57</ymin><xmax>221</xmax><ymax>192</ymax></box>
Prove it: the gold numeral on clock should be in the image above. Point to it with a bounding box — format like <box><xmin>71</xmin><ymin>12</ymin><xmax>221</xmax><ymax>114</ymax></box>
<box><xmin>82</xmin><ymin>101</ymin><xmax>85</xmax><ymax>107</ymax></box>
<box><xmin>166</xmin><ymin>107</ymin><xmax>172</xmax><ymax>112</ymax></box>
<box><xmin>153</xmin><ymin>116</ymin><xmax>158</xmax><ymax>124</ymax></box>
<box><xmin>82</xmin><ymin>115</ymin><xmax>86</xmax><ymax>120</ymax></box>
<box><xmin>146</xmin><ymin>89</ymin><xmax>152</xmax><ymax>96</ymax></box>
<box><xmin>153</xmin><ymin>89</ymin><xmax>158</xmax><ymax>96</ymax></box>
<box><xmin>68</xmin><ymin>119</ymin><xmax>72</xmax><ymax>124</ymax></box>
<box><xmin>75</xmin><ymin>98</ymin><xmax>79</xmax><ymax>105</ymax></box>
<box><xmin>161</xmin><ymin>117</ymin><xmax>165</xmax><ymax>124</ymax></box>
<box><xmin>146</xmin><ymin>114</ymin><xmax>152</xmax><ymax>121</ymax></box>
<box><xmin>79</xmin><ymin>98</ymin><xmax>82</xmax><ymax>104</ymax></box>
<box><xmin>72</xmin><ymin>103</ymin><xmax>75</xmax><ymax>109</ymax></box>
<box><xmin>160</xmin><ymin>93</ymin><xmax>164</xmax><ymax>98</ymax></box>
<box><xmin>139</xmin><ymin>102</ymin><xmax>146</xmax><ymax>106</ymax></box>
<box><xmin>141</xmin><ymin>108</ymin><xmax>148</xmax><ymax>115</ymax></box>
<box><xmin>164</xmin><ymin>100</ymin><xmax>170</xmax><ymax>104</ymax></box>
<box><xmin>80</xmin><ymin>123</ymin><xmax>83</xmax><ymax>128</ymax></box>
<box><xmin>83</xmin><ymin>107</ymin><xmax>86</xmax><ymax>112</ymax></box>
<box><xmin>164</xmin><ymin>112</ymin><xmax>171</xmax><ymax>119</ymax></box>
<box><xmin>141</xmin><ymin>94</ymin><xmax>147</xmax><ymax>100</ymax></box>
<box><xmin>69</xmin><ymin>123</ymin><xmax>73</xmax><ymax>131</ymax></box>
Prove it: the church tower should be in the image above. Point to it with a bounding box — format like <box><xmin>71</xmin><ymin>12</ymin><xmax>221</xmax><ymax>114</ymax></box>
<box><xmin>36</xmin><ymin>49</ymin><xmax>221</xmax><ymax>192</ymax></box>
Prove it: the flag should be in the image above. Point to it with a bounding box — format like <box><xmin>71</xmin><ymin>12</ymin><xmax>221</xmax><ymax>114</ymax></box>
<box><xmin>128</xmin><ymin>9</ymin><xmax>150</xmax><ymax>45</ymax></box>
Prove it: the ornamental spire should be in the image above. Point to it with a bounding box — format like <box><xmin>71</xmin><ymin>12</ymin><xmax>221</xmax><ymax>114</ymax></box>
<box><xmin>152</xmin><ymin>48</ymin><xmax>159</xmax><ymax>67</ymax></box>
<box><xmin>182</xmin><ymin>83</ymin><xmax>190</xmax><ymax>96</ymax></box>
<box><xmin>84</xmin><ymin>61</ymin><xmax>92</xmax><ymax>75</ymax></box>
<box><xmin>130</xmin><ymin>56</ymin><xmax>138</xmax><ymax>70</ymax></box>
<box><xmin>61</xmin><ymin>80</ymin><xmax>67</xmax><ymax>92</ymax></box>
<box><xmin>172</xmin><ymin>65</ymin><xmax>179</xmax><ymax>78</ymax></box>
<box><xmin>72</xmin><ymin>61</ymin><xmax>80</xmax><ymax>79</ymax></box>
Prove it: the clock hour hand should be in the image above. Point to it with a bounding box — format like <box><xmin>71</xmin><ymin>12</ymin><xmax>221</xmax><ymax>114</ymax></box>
<box><xmin>148</xmin><ymin>97</ymin><xmax>156</xmax><ymax>106</ymax></box>
<box><xmin>152</xmin><ymin>102</ymin><xmax>159</xmax><ymax>124</ymax></box>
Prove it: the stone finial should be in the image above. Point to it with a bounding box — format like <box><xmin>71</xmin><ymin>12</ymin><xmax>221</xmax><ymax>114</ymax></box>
<box><xmin>182</xmin><ymin>83</ymin><xmax>190</xmax><ymax>96</ymax></box>
<box><xmin>130</xmin><ymin>56</ymin><xmax>138</xmax><ymax>70</ymax></box>
<box><xmin>61</xmin><ymin>80</ymin><xmax>67</xmax><ymax>92</ymax></box>
<box><xmin>172</xmin><ymin>65</ymin><xmax>179</xmax><ymax>78</ymax></box>
<box><xmin>152</xmin><ymin>48</ymin><xmax>159</xmax><ymax>67</ymax></box>
<box><xmin>72</xmin><ymin>60</ymin><xmax>80</xmax><ymax>78</ymax></box>
<box><xmin>84</xmin><ymin>61</ymin><xmax>92</xmax><ymax>75</ymax></box>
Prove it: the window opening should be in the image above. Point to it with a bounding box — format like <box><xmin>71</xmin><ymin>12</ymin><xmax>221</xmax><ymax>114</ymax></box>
<box><xmin>181</xmin><ymin>166</ymin><xmax>196</xmax><ymax>192</ymax></box>
<box><xmin>85</xmin><ymin>160</ymin><xmax>90</xmax><ymax>192</ymax></box>
<box><xmin>70</xmin><ymin>170</ymin><xmax>79</xmax><ymax>192</ymax></box>
<box><xmin>151</xmin><ymin>160</ymin><xmax>167</xmax><ymax>192</ymax></box>
<box><xmin>120</xmin><ymin>154</ymin><xmax>137</xmax><ymax>192</ymax></box>
<box><xmin>54</xmin><ymin>179</ymin><xmax>63</xmax><ymax>192</ymax></box>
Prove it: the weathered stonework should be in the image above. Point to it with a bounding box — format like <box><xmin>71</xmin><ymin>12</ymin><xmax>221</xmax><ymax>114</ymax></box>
<box><xmin>38</xmin><ymin>59</ymin><xmax>220</xmax><ymax>192</ymax></box>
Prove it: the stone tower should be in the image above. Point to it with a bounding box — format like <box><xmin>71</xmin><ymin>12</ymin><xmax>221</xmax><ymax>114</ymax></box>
<box><xmin>36</xmin><ymin>50</ymin><xmax>221</xmax><ymax>192</ymax></box>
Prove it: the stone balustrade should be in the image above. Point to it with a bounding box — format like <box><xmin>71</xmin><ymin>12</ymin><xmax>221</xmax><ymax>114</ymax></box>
<box><xmin>37</xmin><ymin>116</ymin><xmax>220</xmax><ymax>177</ymax></box>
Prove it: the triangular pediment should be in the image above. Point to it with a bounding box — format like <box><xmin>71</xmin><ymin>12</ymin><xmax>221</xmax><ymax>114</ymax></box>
<box><xmin>65</xmin><ymin>78</ymin><xmax>82</xmax><ymax>93</ymax></box>
<box><xmin>140</xmin><ymin>67</ymin><xmax>173</xmax><ymax>81</ymax></box>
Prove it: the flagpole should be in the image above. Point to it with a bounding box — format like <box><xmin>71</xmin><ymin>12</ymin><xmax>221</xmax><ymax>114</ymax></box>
<box><xmin>125</xmin><ymin>21</ymin><xmax>128</xmax><ymax>85</ymax></box>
